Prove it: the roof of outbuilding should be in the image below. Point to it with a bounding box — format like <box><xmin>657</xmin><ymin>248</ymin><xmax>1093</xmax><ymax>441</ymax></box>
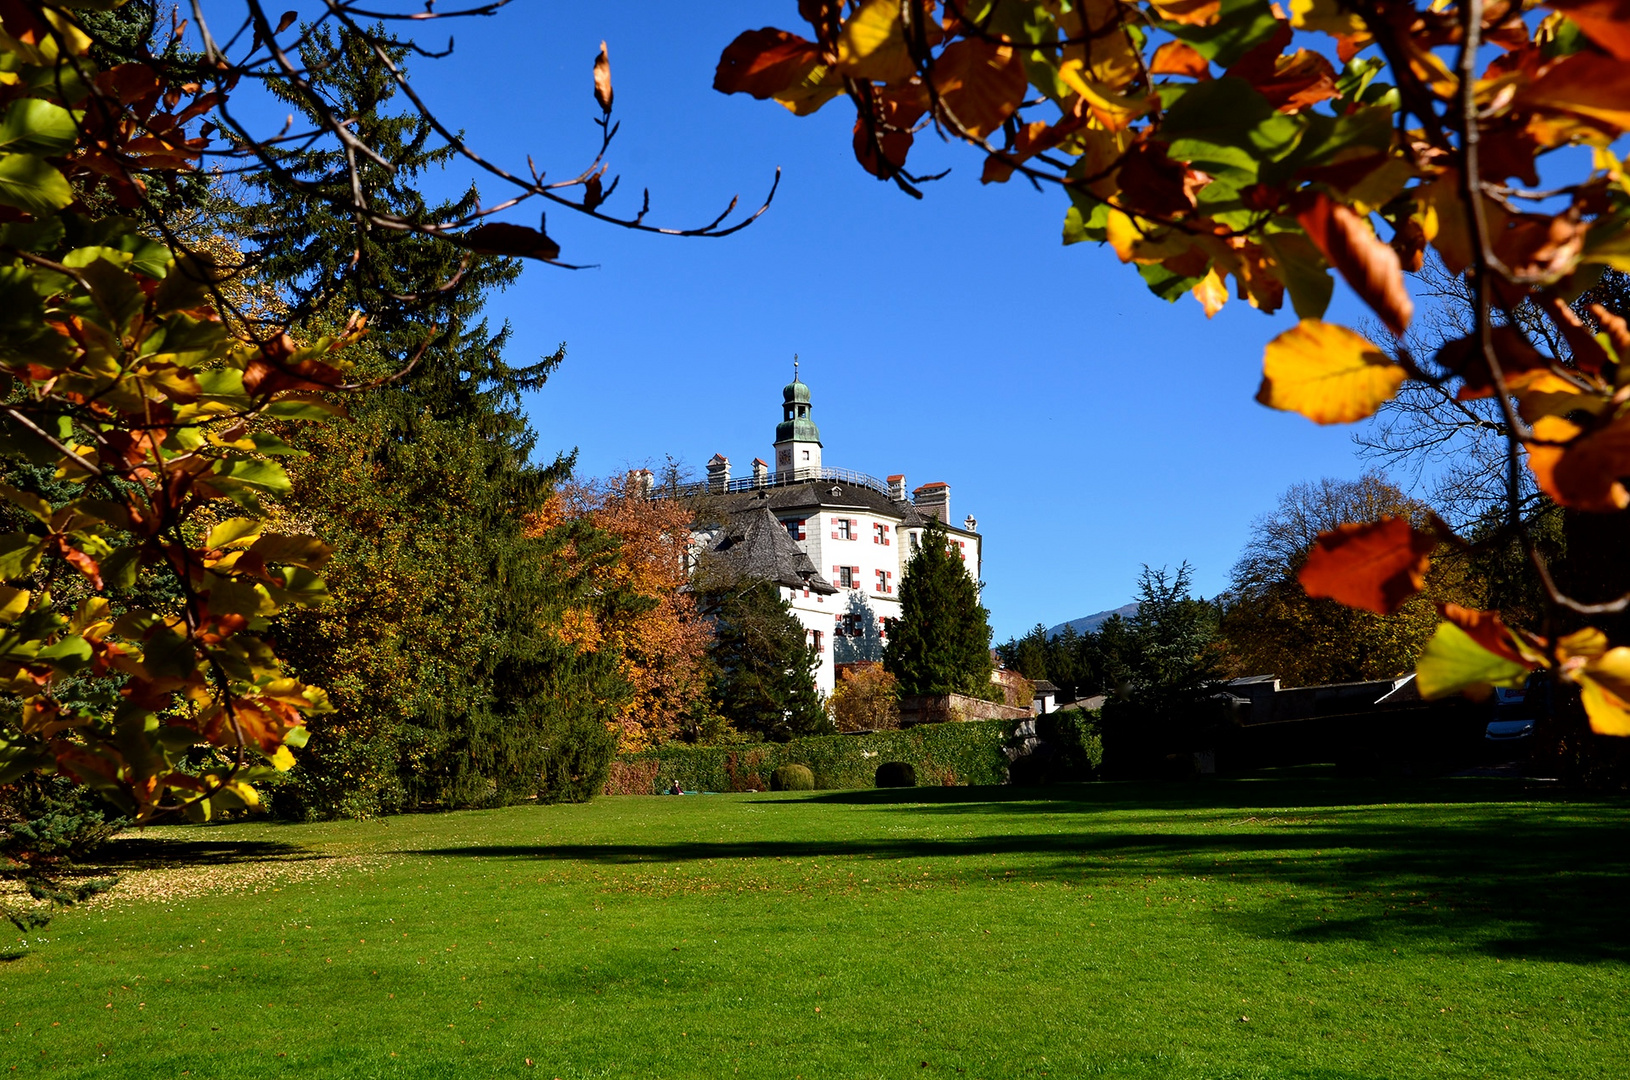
<box><xmin>695</xmin><ymin>481</ymin><xmax>933</xmax><ymax>526</ymax></box>
<box><xmin>705</xmin><ymin>505</ymin><xmax>839</xmax><ymax>594</ymax></box>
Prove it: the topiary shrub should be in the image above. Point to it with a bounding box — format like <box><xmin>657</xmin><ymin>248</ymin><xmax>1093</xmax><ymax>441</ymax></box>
<box><xmin>875</xmin><ymin>761</ymin><xmax>916</xmax><ymax>787</ymax></box>
<box><xmin>770</xmin><ymin>764</ymin><xmax>815</xmax><ymax>791</ymax></box>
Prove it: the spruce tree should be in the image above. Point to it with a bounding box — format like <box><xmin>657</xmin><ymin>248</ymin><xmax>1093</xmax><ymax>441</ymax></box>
<box><xmin>239</xmin><ymin>25</ymin><xmax>627</xmax><ymax>815</ymax></box>
<box><xmin>703</xmin><ymin>580</ymin><xmax>827</xmax><ymax>742</ymax></box>
<box><xmin>883</xmin><ymin>519</ymin><xmax>994</xmax><ymax>697</ymax></box>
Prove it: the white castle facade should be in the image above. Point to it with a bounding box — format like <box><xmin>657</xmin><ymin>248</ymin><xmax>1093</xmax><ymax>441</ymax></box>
<box><xmin>657</xmin><ymin>371</ymin><xmax>982</xmax><ymax>696</ymax></box>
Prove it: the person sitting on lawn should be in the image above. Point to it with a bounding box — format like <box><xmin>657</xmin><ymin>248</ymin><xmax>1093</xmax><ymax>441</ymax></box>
<box><xmin>667</xmin><ymin>779</ymin><xmax>683</xmax><ymax>796</ymax></box>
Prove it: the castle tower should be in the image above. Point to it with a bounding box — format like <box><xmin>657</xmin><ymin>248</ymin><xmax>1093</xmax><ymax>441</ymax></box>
<box><xmin>773</xmin><ymin>359</ymin><xmax>822</xmax><ymax>479</ymax></box>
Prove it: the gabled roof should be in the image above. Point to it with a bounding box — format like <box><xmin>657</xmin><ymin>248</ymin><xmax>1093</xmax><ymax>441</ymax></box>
<box><xmin>707</xmin><ymin>505</ymin><xmax>839</xmax><ymax>594</ymax></box>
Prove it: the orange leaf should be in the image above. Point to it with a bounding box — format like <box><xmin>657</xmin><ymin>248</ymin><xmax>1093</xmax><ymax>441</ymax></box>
<box><xmin>1296</xmin><ymin>192</ymin><xmax>1413</xmax><ymax>335</ymax></box>
<box><xmin>1149</xmin><ymin>0</ymin><xmax>1222</xmax><ymax>26</ymax></box>
<box><xmin>932</xmin><ymin>39</ymin><xmax>1028</xmax><ymax>139</ymax></box>
<box><xmin>1516</xmin><ymin>48</ymin><xmax>1630</xmax><ymax>133</ymax></box>
<box><xmin>1258</xmin><ymin>319</ymin><xmax>1405</xmax><ymax>424</ymax></box>
<box><xmin>1543</xmin><ymin>296</ymin><xmax>1611</xmax><ymax>375</ymax></box>
<box><xmin>1438</xmin><ymin>603</ymin><xmax>1526</xmax><ymax>666</ymax></box>
<box><xmin>1298</xmin><ymin>516</ymin><xmax>1436</xmax><ymax>615</ymax></box>
<box><xmin>1547</xmin><ymin>0</ymin><xmax>1630</xmax><ymax>58</ymax></box>
<box><xmin>1526</xmin><ymin>413</ymin><xmax>1630</xmax><ymax>512</ymax></box>
<box><xmin>1150</xmin><ymin>41</ymin><xmax>1211</xmax><ymax>79</ymax></box>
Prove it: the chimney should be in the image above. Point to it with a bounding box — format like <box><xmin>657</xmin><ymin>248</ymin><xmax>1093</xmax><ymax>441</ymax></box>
<box><xmin>633</xmin><ymin>468</ymin><xmax>655</xmax><ymax>497</ymax></box>
<box><xmin>752</xmin><ymin>457</ymin><xmax>769</xmax><ymax>487</ymax></box>
<box><xmin>913</xmin><ymin>482</ymin><xmax>949</xmax><ymax>520</ymax></box>
<box><xmin>963</xmin><ymin>514</ymin><xmax>978</xmax><ymax>532</ymax></box>
<box><xmin>887</xmin><ymin>474</ymin><xmax>907</xmax><ymax>501</ymax></box>
<box><xmin>706</xmin><ymin>453</ymin><xmax>731</xmax><ymax>493</ymax></box>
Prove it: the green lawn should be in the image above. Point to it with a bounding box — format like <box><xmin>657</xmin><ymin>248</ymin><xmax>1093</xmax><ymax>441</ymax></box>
<box><xmin>4</xmin><ymin>775</ymin><xmax>1628</xmax><ymax>1079</ymax></box>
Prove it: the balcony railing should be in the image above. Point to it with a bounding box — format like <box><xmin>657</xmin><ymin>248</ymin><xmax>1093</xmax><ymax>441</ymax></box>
<box><xmin>658</xmin><ymin>466</ymin><xmax>896</xmax><ymax>499</ymax></box>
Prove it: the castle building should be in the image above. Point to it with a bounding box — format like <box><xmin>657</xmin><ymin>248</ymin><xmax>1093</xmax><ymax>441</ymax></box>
<box><xmin>666</xmin><ymin>371</ymin><xmax>982</xmax><ymax>696</ymax></box>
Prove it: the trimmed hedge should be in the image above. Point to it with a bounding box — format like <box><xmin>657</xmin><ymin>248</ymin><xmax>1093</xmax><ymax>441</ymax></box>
<box><xmin>609</xmin><ymin>719</ymin><xmax>1018</xmax><ymax>794</ymax></box>
<box><xmin>875</xmin><ymin>761</ymin><xmax>916</xmax><ymax>787</ymax></box>
<box><xmin>770</xmin><ymin>764</ymin><xmax>815</xmax><ymax>791</ymax></box>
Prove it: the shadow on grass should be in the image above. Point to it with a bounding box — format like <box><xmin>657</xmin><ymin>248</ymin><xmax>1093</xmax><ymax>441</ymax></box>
<box><xmin>413</xmin><ymin>777</ymin><xmax>1630</xmax><ymax>965</ymax></box>
<box><xmin>91</xmin><ymin>836</ymin><xmax>320</xmax><ymax>870</ymax></box>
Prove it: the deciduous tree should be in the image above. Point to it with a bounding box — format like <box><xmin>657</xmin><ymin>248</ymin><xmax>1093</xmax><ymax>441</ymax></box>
<box><xmin>717</xmin><ymin>0</ymin><xmax>1630</xmax><ymax>735</ymax></box>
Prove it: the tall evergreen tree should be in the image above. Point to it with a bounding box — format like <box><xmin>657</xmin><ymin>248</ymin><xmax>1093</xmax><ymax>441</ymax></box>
<box><xmin>701</xmin><ymin>579</ymin><xmax>827</xmax><ymax>742</ymax></box>
<box><xmin>238</xmin><ymin>26</ymin><xmax>626</xmax><ymax>815</ymax></box>
<box><xmin>883</xmin><ymin>519</ymin><xmax>994</xmax><ymax>697</ymax></box>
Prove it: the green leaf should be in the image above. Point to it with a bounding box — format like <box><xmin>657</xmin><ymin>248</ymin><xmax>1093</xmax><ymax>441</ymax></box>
<box><xmin>0</xmin><ymin>483</ymin><xmax>51</xmax><ymax>525</ymax></box>
<box><xmin>212</xmin><ymin>457</ymin><xmax>291</xmax><ymax>495</ymax></box>
<box><xmin>1160</xmin><ymin>77</ymin><xmax>1304</xmax><ymax>183</ymax></box>
<box><xmin>99</xmin><ymin>546</ymin><xmax>142</xmax><ymax>591</ymax></box>
<box><xmin>262</xmin><ymin>393</ymin><xmax>345</xmax><ymax>420</ymax></box>
<box><xmin>1261</xmin><ymin>232</ymin><xmax>1333</xmax><ymax>320</ymax></box>
<box><xmin>0</xmin><ymin>533</ymin><xmax>46</xmax><ymax>579</ymax></box>
<box><xmin>249</xmin><ymin>533</ymin><xmax>332</xmax><ymax>569</ymax></box>
<box><xmin>1160</xmin><ymin>0</ymin><xmax>1283</xmax><ymax>67</ymax></box>
<box><xmin>0</xmin><ymin>153</ymin><xmax>73</xmax><ymax>214</ymax></box>
<box><xmin>1416</xmin><ymin>621</ymin><xmax>1530</xmax><ymax>699</ymax></box>
<box><xmin>0</xmin><ymin>585</ymin><xmax>29</xmax><ymax>623</ymax></box>
<box><xmin>0</xmin><ymin>99</ymin><xmax>79</xmax><ymax>155</ymax></box>
<box><xmin>1138</xmin><ymin>261</ymin><xmax>1202</xmax><ymax>302</ymax></box>
<box><xmin>1062</xmin><ymin>198</ymin><xmax>1110</xmax><ymax>245</ymax></box>
<box><xmin>207</xmin><ymin>517</ymin><xmax>262</xmax><ymax>549</ymax></box>
<box><xmin>38</xmin><ymin>633</ymin><xmax>92</xmax><ymax>672</ymax></box>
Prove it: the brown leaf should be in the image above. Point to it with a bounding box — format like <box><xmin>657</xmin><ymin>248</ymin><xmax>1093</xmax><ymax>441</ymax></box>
<box><xmin>980</xmin><ymin>117</ymin><xmax>1085</xmax><ymax>184</ymax></box>
<box><xmin>1297</xmin><ymin>516</ymin><xmax>1436</xmax><ymax>615</ymax></box>
<box><xmin>1150</xmin><ymin>41</ymin><xmax>1211</xmax><ymax>79</ymax></box>
<box><xmin>1492</xmin><ymin>213</ymin><xmax>1585</xmax><ymax>284</ymax></box>
<box><xmin>462</xmin><ymin>222</ymin><xmax>562</xmax><ymax>262</ymax></box>
<box><xmin>1115</xmin><ymin>141</ymin><xmax>1197</xmax><ymax>218</ymax></box>
<box><xmin>932</xmin><ymin>39</ymin><xmax>1028</xmax><ymax>139</ymax></box>
<box><xmin>1296</xmin><ymin>192</ymin><xmax>1414</xmax><ymax>336</ymax></box>
<box><xmin>853</xmin><ymin>88</ymin><xmax>924</xmax><ymax>177</ymax></box>
<box><xmin>275</xmin><ymin>10</ymin><xmax>297</xmax><ymax>35</ymax></box>
<box><xmin>1516</xmin><ymin>49</ymin><xmax>1630</xmax><ymax>133</ymax></box>
<box><xmin>1149</xmin><ymin>0</ymin><xmax>1222</xmax><ymax>26</ymax></box>
<box><xmin>714</xmin><ymin>28</ymin><xmax>840</xmax><ymax>115</ymax></box>
<box><xmin>593</xmin><ymin>41</ymin><xmax>613</xmax><ymax>113</ymax></box>
<box><xmin>242</xmin><ymin>357</ymin><xmax>345</xmax><ymax>396</ymax></box>
<box><xmin>1543</xmin><ymin>295</ymin><xmax>1612</xmax><ymax>374</ymax></box>
<box><xmin>1590</xmin><ymin>302</ymin><xmax>1630</xmax><ymax>358</ymax></box>
<box><xmin>1434</xmin><ymin>326</ymin><xmax>1550</xmax><ymax>399</ymax></box>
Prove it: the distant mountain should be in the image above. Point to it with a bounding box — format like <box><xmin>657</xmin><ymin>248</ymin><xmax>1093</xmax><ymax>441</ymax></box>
<box><xmin>1046</xmin><ymin>603</ymin><xmax>1139</xmax><ymax>639</ymax></box>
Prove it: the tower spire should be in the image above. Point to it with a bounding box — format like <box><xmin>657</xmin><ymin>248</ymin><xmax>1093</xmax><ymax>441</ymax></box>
<box><xmin>793</xmin><ymin>353</ymin><xmax>799</xmax><ymax>382</ymax></box>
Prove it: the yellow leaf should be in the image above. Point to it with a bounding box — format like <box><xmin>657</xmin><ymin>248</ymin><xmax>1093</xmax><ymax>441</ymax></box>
<box><xmin>270</xmin><ymin>745</ymin><xmax>296</xmax><ymax>772</ymax></box>
<box><xmin>1105</xmin><ymin>207</ymin><xmax>1140</xmax><ymax>262</ymax></box>
<box><xmin>1289</xmin><ymin>0</ymin><xmax>1368</xmax><ymax>35</ymax></box>
<box><xmin>1416</xmin><ymin>621</ymin><xmax>1531</xmax><ymax>700</ymax></box>
<box><xmin>1192</xmin><ymin>268</ymin><xmax>1228</xmax><ymax>317</ymax></box>
<box><xmin>1581</xmin><ymin>675</ymin><xmax>1630</xmax><ymax>735</ymax></box>
<box><xmin>1257</xmin><ymin>320</ymin><xmax>1405</xmax><ymax>424</ymax></box>
<box><xmin>836</xmin><ymin>0</ymin><xmax>914</xmax><ymax>83</ymax></box>
<box><xmin>0</xmin><ymin>585</ymin><xmax>29</xmax><ymax>624</ymax></box>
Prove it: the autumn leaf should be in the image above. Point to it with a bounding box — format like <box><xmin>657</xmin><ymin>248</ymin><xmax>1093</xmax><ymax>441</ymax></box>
<box><xmin>932</xmin><ymin>40</ymin><xmax>1027</xmax><ymax>139</ymax></box>
<box><xmin>1296</xmin><ymin>192</ymin><xmax>1413</xmax><ymax>336</ymax></box>
<box><xmin>1545</xmin><ymin>1</ymin><xmax>1630</xmax><ymax>61</ymax></box>
<box><xmin>1149</xmin><ymin>0</ymin><xmax>1222</xmax><ymax>26</ymax></box>
<box><xmin>1517</xmin><ymin>48</ymin><xmax>1630</xmax><ymax>133</ymax></box>
<box><xmin>1416</xmin><ymin>621</ymin><xmax>1532</xmax><ymax>700</ymax></box>
<box><xmin>835</xmin><ymin>0</ymin><xmax>913</xmax><ymax>83</ymax></box>
<box><xmin>1438</xmin><ymin>603</ymin><xmax>1528</xmax><ymax>666</ymax></box>
<box><xmin>1150</xmin><ymin>41</ymin><xmax>1211</xmax><ymax>79</ymax></box>
<box><xmin>1433</xmin><ymin>326</ymin><xmax>1550</xmax><ymax>400</ymax></box>
<box><xmin>1257</xmin><ymin>320</ymin><xmax>1405</xmax><ymax>424</ymax></box>
<box><xmin>714</xmin><ymin>28</ymin><xmax>842</xmax><ymax>116</ymax></box>
<box><xmin>1524</xmin><ymin>413</ymin><xmax>1630</xmax><ymax>512</ymax></box>
<box><xmin>1191</xmin><ymin>267</ymin><xmax>1227</xmax><ymax>316</ymax></box>
<box><xmin>461</xmin><ymin>222</ymin><xmax>561</xmax><ymax>261</ymax></box>
<box><xmin>1297</xmin><ymin>516</ymin><xmax>1435</xmax><ymax>614</ymax></box>
<box><xmin>593</xmin><ymin>41</ymin><xmax>613</xmax><ymax>113</ymax></box>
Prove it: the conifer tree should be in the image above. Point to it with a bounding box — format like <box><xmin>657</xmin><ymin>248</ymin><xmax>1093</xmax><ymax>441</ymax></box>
<box><xmin>702</xmin><ymin>580</ymin><xmax>826</xmax><ymax>742</ymax></box>
<box><xmin>239</xmin><ymin>26</ymin><xmax>626</xmax><ymax>815</ymax></box>
<box><xmin>883</xmin><ymin>519</ymin><xmax>994</xmax><ymax>698</ymax></box>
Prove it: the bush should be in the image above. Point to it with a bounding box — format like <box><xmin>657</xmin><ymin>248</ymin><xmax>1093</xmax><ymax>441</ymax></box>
<box><xmin>0</xmin><ymin>778</ymin><xmax>124</xmax><ymax>930</ymax></box>
<box><xmin>770</xmin><ymin>764</ymin><xmax>815</xmax><ymax>791</ymax></box>
<box><xmin>828</xmin><ymin>664</ymin><xmax>901</xmax><ymax>732</ymax></box>
<box><xmin>875</xmin><ymin>761</ymin><xmax>917</xmax><ymax>787</ymax></box>
<box><xmin>607</xmin><ymin>719</ymin><xmax>1017</xmax><ymax>793</ymax></box>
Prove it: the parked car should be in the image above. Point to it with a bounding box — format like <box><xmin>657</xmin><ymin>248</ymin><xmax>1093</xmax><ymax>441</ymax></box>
<box><xmin>1485</xmin><ymin>682</ymin><xmax>1541</xmax><ymax>745</ymax></box>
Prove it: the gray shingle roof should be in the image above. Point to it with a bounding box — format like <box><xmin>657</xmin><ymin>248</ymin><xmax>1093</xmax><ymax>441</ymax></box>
<box><xmin>706</xmin><ymin>505</ymin><xmax>839</xmax><ymax>594</ymax></box>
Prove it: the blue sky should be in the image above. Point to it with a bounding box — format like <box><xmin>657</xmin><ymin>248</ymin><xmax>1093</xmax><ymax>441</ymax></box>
<box><xmin>227</xmin><ymin>2</ymin><xmax>1391</xmax><ymax>640</ymax></box>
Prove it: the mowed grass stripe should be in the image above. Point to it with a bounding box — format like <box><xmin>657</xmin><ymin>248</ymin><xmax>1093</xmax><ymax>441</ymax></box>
<box><xmin>2</xmin><ymin>776</ymin><xmax>1627</xmax><ymax>1078</ymax></box>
